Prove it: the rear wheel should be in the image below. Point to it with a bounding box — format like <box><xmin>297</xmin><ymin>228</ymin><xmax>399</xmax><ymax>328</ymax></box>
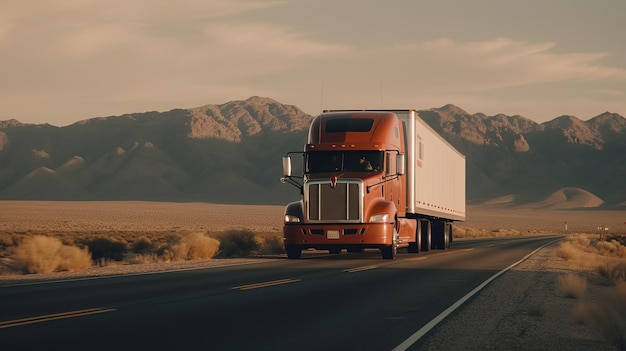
<box><xmin>286</xmin><ymin>245</ymin><xmax>302</xmax><ymax>259</ymax></box>
<box><xmin>432</xmin><ymin>220</ymin><xmax>450</xmax><ymax>250</ymax></box>
<box><xmin>420</xmin><ymin>220</ymin><xmax>431</xmax><ymax>252</ymax></box>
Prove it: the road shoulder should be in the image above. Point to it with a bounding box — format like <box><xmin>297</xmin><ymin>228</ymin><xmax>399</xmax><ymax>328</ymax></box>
<box><xmin>416</xmin><ymin>243</ymin><xmax>620</xmax><ymax>350</ymax></box>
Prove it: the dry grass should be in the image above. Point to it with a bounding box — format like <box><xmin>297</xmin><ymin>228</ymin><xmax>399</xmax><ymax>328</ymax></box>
<box><xmin>556</xmin><ymin>233</ymin><xmax>626</xmax><ymax>346</ymax></box>
<box><xmin>576</xmin><ymin>282</ymin><xmax>626</xmax><ymax>347</ymax></box>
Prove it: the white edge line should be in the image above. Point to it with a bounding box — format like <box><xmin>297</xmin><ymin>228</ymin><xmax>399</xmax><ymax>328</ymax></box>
<box><xmin>392</xmin><ymin>238</ymin><xmax>561</xmax><ymax>351</ymax></box>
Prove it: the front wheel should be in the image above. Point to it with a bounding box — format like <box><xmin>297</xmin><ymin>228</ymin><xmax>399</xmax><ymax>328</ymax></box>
<box><xmin>286</xmin><ymin>245</ymin><xmax>302</xmax><ymax>259</ymax></box>
<box><xmin>381</xmin><ymin>228</ymin><xmax>398</xmax><ymax>259</ymax></box>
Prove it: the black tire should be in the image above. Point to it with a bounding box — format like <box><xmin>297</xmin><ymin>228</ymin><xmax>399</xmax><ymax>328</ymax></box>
<box><xmin>329</xmin><ymin>248</ymin><xmax>341</xmax><ymax>254</ymax></box>
<box><xmin>381</xmin><ymin>228</ymin><xmax>398</xmax><ymax>259</ymax></box>
<box><xmin>286</xmin><ymin>245</ymin><xmax>302</xmax><ymax>259</ymax></box>
<box><xmin>420</xmin><ymin>220</ymin><xmax>431</xmax><ymax>252</ymax></box>
<box><xmin>432</xmin><ymin>220</ymin><xmax>447</xmax><ymax>250</ymax></box>
<box><xmin>407</xmin><ymin>224</ymin><xmax>421</xmax><ymax>253</ymax></box>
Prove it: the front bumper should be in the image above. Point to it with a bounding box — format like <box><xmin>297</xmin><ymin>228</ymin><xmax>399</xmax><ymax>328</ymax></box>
<box><xmin>283</xmin><ymin>222</ymin><xmax>394</xmax><ymax>250</ymax></box>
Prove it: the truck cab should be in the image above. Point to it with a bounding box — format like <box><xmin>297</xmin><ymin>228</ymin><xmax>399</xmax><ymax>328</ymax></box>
<box><xmin>281</xmin><ymin>111</ymin><xmax>414</xmax><ymax>259</ymax></box>
<box><xmin>281</xmin><ymin>109</ymin><xmax>465</xmax><ymax>259</ymax></box>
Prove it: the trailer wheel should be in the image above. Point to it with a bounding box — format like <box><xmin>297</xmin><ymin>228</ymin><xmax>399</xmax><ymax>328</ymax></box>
<box><xmin>420</xmin><ymin>220</ymin><xmax>431</xmax><ymax>252</ymax></box>
<box><xmin>286</xmin><ymin>245</ymin><xmax>302</xmax><ymax>259</ymax></box>
<box><xmin>432</xmin><ymin>220</ymin><xmax>448</xmax><ymax>250</ymax></box>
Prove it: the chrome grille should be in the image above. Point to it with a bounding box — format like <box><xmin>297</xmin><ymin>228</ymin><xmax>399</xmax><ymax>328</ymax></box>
<box><xmin>305</xmin><ymin>180</ymin><xmax>363</xmax><ymax>222</ymax></box>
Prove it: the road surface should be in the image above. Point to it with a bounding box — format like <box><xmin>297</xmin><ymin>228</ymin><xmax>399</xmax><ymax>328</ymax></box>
<box><xmin>0</xmin><ymin>235</ymin><xmax>560</xmax><ymax>351</ymax></box>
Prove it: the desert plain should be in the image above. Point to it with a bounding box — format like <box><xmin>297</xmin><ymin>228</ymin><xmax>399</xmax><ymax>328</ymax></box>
<box><xmin>0</xmin><ymin>200</ymin><xmax>623</xmax><ymax>236</ymax></box>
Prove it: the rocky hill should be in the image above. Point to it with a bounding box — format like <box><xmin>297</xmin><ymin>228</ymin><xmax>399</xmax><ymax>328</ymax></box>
<box><xmin>0</xmin><ymin>96</ymin><xmax>624</xmax><ymax>208</ymax></box>
<box><xmin>420</xmin><ymin>105</ymin><xmax>626</xmax><ymax>208</ymax></box>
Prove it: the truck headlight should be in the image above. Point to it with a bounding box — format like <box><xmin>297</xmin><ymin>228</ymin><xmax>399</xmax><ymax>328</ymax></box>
<box><xmin>284</xmin><ymin>214</ymin><xmax>301</xmax><ymax>223</ymax></box>
<box><xmin>369</xmin><ymin>213</ymin><xmax>389</xmax><ymax>223</ymax></box>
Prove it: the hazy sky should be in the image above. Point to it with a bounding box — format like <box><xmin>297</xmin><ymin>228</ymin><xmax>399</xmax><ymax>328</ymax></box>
<box><xmin>2</xmin><ymin>0</ymin><xmax>625</xmax><ymax>126</ymax></box>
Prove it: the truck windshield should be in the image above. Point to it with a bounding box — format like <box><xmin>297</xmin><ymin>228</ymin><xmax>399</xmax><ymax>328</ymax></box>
<box><xmin>305</xmin><ymin>151</ymin><xmax>383</xmax><ymax>173</ymax></box>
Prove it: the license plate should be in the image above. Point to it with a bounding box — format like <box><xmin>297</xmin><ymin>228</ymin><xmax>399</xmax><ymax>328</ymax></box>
<box><xmin>327</xmin><ymin>230</ymin><xmax>340</xmax><ymax>239</ymax></box>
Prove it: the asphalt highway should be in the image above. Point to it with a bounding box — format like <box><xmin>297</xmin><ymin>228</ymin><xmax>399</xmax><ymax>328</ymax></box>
<box><xmin>0</xmin><ymin>235</ymin><xmax>561</xmax><ymax>351</ymax></box>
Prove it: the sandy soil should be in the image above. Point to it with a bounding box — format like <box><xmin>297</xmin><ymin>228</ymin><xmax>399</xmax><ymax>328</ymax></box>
<box><xmin>0</xmin><ymin>201</ymin><xmax>285</xmax><ymax>234</ymax></box>
<box><xmin>462</xmin><ymin>204</ymin><xmax>625</xmax><ymax>235</ymax></box>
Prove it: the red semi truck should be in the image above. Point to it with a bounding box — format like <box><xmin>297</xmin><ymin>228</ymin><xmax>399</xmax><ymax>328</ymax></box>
<box><xmin>280</xmin><ymin>109</ymin><xmax>465</xmax><ymax>259</ymax></box>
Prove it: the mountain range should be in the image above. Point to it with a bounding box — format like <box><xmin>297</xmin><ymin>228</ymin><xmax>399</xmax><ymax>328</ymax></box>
<box><xmin>1</xmin><ymin>96</ymin><xmax>624</xmax><ymax>209</ymax></box>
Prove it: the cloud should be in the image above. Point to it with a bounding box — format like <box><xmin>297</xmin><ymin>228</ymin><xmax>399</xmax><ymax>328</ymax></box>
<box><xmin>0</xmin><ymin>2</ymin><xmax>624</xmax><ymax>124</ymax></box>
<box><xmin>293</xmin><ymin>37</ymin><xmax>626</xmax><ymax>118</ymax></box>
<box><xmin>380</xmin><ymin>38</ymin><xmax>625</xmax><ymax>91</ymax></box>
<box><xmin>0</xmin><ymin>0</ymin><xmax>349</xmax><ymax>122</ymax></box>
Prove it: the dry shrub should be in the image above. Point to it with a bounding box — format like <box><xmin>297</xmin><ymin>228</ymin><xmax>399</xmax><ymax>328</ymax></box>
<box><xmin>161</xmin><ymin>232</ymin><xmax>220</xmax><ymax>261</ymax></box>
<box><xmin>84</xmin><ymin>237</ymin><xmax>127</xmax><ymax>261</ymax></box>
<box><xmin>558</xmin><ymin>273</ymin><xmax>587</xmax><ymax>299</ymax></box>
<box><xmin>216</xmin><ymin>229</ymin><xmax>260</xmax><ymax>258</ymax></box>
<box><xmin>257</xmin><ymin>233</ymin><xmax>285</xmax><ymax>255</ymax></box>
<box><xmin>556</xmin><ymin>234</ymin><xmax>603</xmax><ymax>264</ymax></box>
<box><xmin>12</xmin><ymin>235</ymin><xmax>92</xmax><ymax>274</ymax></box>
<box><xmin>132</xmin><ymin>236</ymin><xmax>155</xmax><ymax>254</ymax></box>
<box><xmin>452</xmin><ymin>225</ymin><xmax>529</xmax><ymax>239</ymax></box>
<box><xmin>597</xmin><ymin>260</ymin><xmax>626</xmax><ymax>285</ymax></box>
<box><xmin>566</xmin><ymin>233</ymin><xmax>597</xmax><ymax>253</ymax></box>
<box><xmin>0</xmin><ymin>233</ymin><xmax>20</xmax><ymax>252</ymax></box>
<box><xmin>597</xmin><ymin>240</ymin><xmax>626</xmax><ymax>258</ymax></box>
<box><xmin>556</xmin><ymin>241</ymin><xmax>580</xmax><ymax>261</ymax></box>
<box><xmin>57</xmin><ymin>245</ymin><xmax>93</xmax><ymax>271</ymax></box>
<box><xmin>580</xmin><ymin>282</ymin><xmax>626</xmax><ymax>347</ymax></box>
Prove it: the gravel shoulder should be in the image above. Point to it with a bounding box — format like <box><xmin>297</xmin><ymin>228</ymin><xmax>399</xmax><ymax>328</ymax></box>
<box><xmin>416</xmin><ymin>242</ymin><xmax>620</xmax><ymax>350</ymax></box>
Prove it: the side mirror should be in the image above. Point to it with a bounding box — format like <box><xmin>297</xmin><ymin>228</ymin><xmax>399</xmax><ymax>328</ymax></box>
<box><xmin>282</xmin><ymin>156</ymin><xmax>292</xmax><ymax>177</ymax></box>
<box><xmin>396</xmin><ymin>154</ymin><xmax>405</xmax><ymax>175</ymax></box>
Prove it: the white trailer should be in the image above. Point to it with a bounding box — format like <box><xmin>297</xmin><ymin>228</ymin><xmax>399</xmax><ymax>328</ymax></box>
<box><xmin>396</xmin><ymin>110</ymin><xmax>466</xmax><ymax>221</ymax></box>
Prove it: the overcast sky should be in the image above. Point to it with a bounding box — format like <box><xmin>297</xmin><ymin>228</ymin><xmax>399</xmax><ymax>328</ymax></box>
<box><xmin>1</xmin><ymin>0</ymin><xmax>625</xmax><ymax>126</ymax></box>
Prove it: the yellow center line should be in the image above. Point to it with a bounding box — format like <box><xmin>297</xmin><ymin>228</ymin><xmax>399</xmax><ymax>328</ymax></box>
<box><xmin>407</xmin><ymin>257</ymin><xmax>428</xmax><ymax>262</ymax></box>
<box><xmin>232</xmin><ymin>278</ymin><xmax>300</xmax><ymax>291</ymax></box>
<box><xmin>0</xmin><ymin>307</ymin><xmax>117</xmax><ymax>329</ymax></box>
<box><xmin>344</xmin><ymin>265</ymin><xmax>378</xmax><ymax>273</ymax></box>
